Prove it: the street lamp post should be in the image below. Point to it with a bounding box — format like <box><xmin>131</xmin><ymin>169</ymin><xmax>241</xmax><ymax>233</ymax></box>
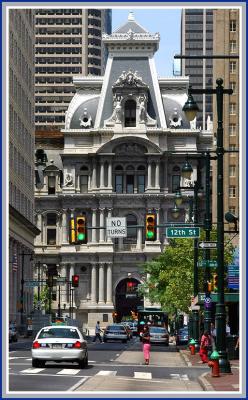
<box><xmin>20</xmin><ymin>251</ymin><xmax>33</xmax><ymax>333</ymax></box>
<box><xmin>183</xmin><ymin>78</ymin><xmax>232</xmax><ymax>373</ymax></box>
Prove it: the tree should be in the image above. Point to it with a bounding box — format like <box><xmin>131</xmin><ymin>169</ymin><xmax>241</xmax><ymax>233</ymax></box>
<box><xmin>138</xmin><ymin>228</ymin><xmax>234</xmax><ymax>315</ymax></box>
<box><xmin>33</xmin><ymin>287</ymin><xmax>50</xmax><ymax>313</ymax></box>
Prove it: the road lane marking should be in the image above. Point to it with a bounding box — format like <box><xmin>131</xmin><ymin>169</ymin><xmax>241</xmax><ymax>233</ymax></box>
<box><xmin>9</xmin><ymin>371</ymin><xmax>90</xmax><ymax>378</ymax></box>
<box><xmin>67</xmin><ymin>377</ymin><xmax>89</xmax><ymax>391</ymax></box>
<box><xmin>9</xmin><ymin>356</ymin><xmax>29</xmax><ymax>360</ymax></box>
<box><xmin>134</xmin><ymin>372</ymin><xmax>152</xmax><ymax>380</ymax></box>
<box><xmin>180</xmin><ymin>374</ymin><xmax>189</xmax><ymax>381</ymax></box>
<box><xmin>57</xmin><ymin>369</ymin><xmax>80</xmax><ymax>375</ymax></box>
<box><xmin>96</xmin><ymin>370</ymin><xmax>117</xmax><ymax>376</ymax></box>
<box><xmin>21</xmin><ymin>368</ymin><xmax>45</xmax><ymax>374</ymax></box>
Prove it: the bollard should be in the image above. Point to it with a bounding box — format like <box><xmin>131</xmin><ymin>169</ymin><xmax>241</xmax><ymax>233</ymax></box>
<box><xmin>208</xmin><ymin>350</ymin><xmax>220</xmax><ymax>377</ymax></box>
<box><xmin>189</xmin><ymin>339</ymin><xmax>196</xmax><ymax>355</ymax></box>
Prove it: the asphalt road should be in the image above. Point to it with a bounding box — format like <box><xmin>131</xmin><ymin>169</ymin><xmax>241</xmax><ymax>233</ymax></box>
<box><xmin>8</xmin><ymin>337</ymin><xmax>206</xmax><ymax>392</ymax></box>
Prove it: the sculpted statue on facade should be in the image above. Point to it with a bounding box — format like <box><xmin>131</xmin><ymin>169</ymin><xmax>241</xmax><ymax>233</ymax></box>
<box><xmin>139</xmin><ymin>95</ymin><xmax>147</xmax><ymax>123</ymax></box>
<box><xmin>64</xmin><ymin>173</ymin><xmax>73</xmax><ymax>186</ymax></box>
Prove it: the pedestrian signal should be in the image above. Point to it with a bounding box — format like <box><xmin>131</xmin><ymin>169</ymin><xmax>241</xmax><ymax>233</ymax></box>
<box><xmin>213</xmin><ymin>273</ymin><xmax>218</xmax><ymax>291</ymax></box>
<box><xmin>145</xmin><ymin>214</ymin><xmax>156</xmax><ymax>241</ymax></box>
<box><xmin>72</xmin><ymin>274</ymin><xmax>80</xmax><ymax>287</ymax></box>
<box><xmin>76</xmin><ymin>216</ymin><xmax>87</xmax><ymax>243</ymax></box>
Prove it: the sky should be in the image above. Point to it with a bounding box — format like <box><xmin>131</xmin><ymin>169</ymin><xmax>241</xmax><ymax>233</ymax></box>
<box><xmin>111</xmin><ymin>7</ymin><xmax>182</xmax><ymax>77</ymax></box>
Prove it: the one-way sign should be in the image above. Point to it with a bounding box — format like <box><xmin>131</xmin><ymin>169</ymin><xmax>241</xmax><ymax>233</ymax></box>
<box><xmin>198</xmin><ymin>241</ymin><xmax>217</xmax><ymax>249</ymax></box>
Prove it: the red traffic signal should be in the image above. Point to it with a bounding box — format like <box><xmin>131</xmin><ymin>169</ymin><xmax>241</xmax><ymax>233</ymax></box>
<box><xmin>72</xmin><ymin>274</ymin><xmax>80</xmax><ymax>287</ymax></box>
<box><xmin>76</xmin><ymin>216</ymin><xmax>87</xmax><ymax>243</ymax></box>
<box><xmin>145</xmin><ymin>214</ymin><xmax>156</xmax><ymax>241</ymax></box>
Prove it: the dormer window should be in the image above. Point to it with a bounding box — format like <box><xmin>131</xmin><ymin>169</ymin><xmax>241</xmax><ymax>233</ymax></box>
<box><xmin>48</xmin><ymin>176</ymin><xmax>56</xmax><ymax>194</ymax></box>
<box><xmin>124</xmin><ymin>100</ymin><xmax>136</xmax><ymax>127</ymax></box>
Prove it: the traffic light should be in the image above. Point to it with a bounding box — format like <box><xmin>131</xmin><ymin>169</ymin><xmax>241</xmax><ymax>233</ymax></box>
<box><xmin>72</xmin><ymin>274</ymin><xmax>79</xmax><ymax>287</ymax></box>
<box><xmin>213</xmin><ymin>273</ymin><xmax>218</xmax><ymax>291</ymax></box>
<box><xmin>76</xmin><ymin>216</ymin><xmax>87</xmax><ymax>244</ymax></box>
<box><xmin>207</xmin><ymin>281</ymin><xmax>212</xmax><ymax>292</ymax></box>
<box><xmin>127</xmin><ymin>281</ymin><xmax>135</xmax><ymax>293</ymax></box>
<box><xmin>145</xmin><ymin>213</ymin><xmax>156</xmax><ymax>241</ymax></box>
<box><xmin>70</xmin><ymin>218</ymin><xmax>76</xmax><ymax>244</ymax></box>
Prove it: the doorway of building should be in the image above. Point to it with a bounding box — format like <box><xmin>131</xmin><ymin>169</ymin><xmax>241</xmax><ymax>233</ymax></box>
<box><xmin>115</xmin><ymin>278</ymin><xmax>143</xmax><ymax>322</ymax></box>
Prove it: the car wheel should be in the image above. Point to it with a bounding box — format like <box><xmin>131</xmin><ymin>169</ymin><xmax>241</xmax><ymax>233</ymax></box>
<box><xmin>78</xmin><ymin>358</ymin><xmax>87</xmax><ymax>369</ymax></box>
<box><xmin>32</xmin><ymin>359</ymin><xmax>40</xmax><ymax>368</ymax></box>
<box><xmin>103</xmin><ymin>339</ymin><xmax>107</xmax><ymax>343</ymax></box>
<box><xmin>84</xmin><ymin>355</ymin><xmax>88</xmax><ymax>367</ymax></box>
<box><xmin>39</xmin><ymin>361</ymin><xmax>46</xmax><ymax>368</ymax></box>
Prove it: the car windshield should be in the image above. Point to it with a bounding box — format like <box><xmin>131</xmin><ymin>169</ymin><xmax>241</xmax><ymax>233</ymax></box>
<box><xmin>107</xmin><ymin>325</ymin><xmax>125</xmax><ymax>331</ymax></box>
<box><xmin>38</xmin><ymin>327</ymin><xmax>80</xmax><ymax>339</ymax></box>
<box><xmin>150</xmin><ymin>327</ymin><xmax>167</xmax><ymax>333</ymax></box>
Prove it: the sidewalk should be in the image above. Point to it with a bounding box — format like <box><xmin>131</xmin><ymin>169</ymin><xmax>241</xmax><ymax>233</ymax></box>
<box><xmin>180</xmin><ymin>349</ymin><xmax>240</xmax><ymax>392</ymax></box>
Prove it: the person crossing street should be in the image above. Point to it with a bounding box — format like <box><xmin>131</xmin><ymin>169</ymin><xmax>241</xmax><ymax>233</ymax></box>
<box><xmin>93</xmin><ymin>321</ymin><xmax>103</xmax><ymax>343</ymax></box>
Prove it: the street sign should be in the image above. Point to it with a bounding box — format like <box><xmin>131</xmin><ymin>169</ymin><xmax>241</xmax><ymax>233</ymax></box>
<box><xmin>198</xmin><ymin>241</ymin><xmax>217</xmax><ymax>249</ymax></box>
<box><xmin>106</xmin><ymin>217</ymin><xmax>127</xmax><ymax>238</ymax></box>
<box><xmin>24</xmin><ymin>281</ymin><xmax>39</xmax><ymax>287</ymax></box>
<box><xmin>166</xmin><ymin>227</ymin><xmax>200</xmax><ymax>238</ymax></box>
<box><xmin>197</xmin><ymin>260</ymin><xmax>218</xmax><ymax>268</ymax></box>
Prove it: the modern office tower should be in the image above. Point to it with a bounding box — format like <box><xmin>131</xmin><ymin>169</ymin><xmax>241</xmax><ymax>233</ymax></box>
<box><xmin>35</xmin><ymin>8</ymin><xmax>112</xmax><ymax>133</ymax></box>
<box><xmin>9</xmin><ymin>9</ymin><xmax>39</xmax><ymax>329</ymax></box>
<box><xmin>181</xmin><ymin>9</ymin><xmax>213</xmax><ymax>129</ymax></box>
<box><xmin>212</xmin><ymin>9</ymin><xmax>240</xmax><ymax>229</ymax></box>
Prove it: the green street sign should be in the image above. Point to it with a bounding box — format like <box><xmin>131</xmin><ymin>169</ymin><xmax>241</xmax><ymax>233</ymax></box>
<box><xmin>166</xmin><ymin>227</ymin><xmax>200</xmax><ymax>238</ymax></box>
<box><xmin>197</xmin><ymin>260</ymin><xmax>218</xmax><ymax>268</ymax></box>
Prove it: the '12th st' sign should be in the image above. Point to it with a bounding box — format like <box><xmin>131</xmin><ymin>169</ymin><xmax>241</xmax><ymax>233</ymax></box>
<box><xmin>166</xmin><ymin>227</ymin><xmax>200</xmax><ymax>238</ymax></box>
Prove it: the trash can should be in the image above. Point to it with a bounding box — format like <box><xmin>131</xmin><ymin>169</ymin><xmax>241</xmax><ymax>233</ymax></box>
<box><xmin>226</xmin><ymin>335</ymin><xmax>239</xmax><ymax>360</ymax></box>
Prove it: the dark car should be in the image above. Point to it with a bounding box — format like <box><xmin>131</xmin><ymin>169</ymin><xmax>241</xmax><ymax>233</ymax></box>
<box><xmin>175</xmin><ymin>327</ymin><xmax>189</xmax><ymax>346</ymax></box>
<box><xmin>149</xmin><ymin>326</ymin><xmax>169</xmax><ymax>346</ymax></box>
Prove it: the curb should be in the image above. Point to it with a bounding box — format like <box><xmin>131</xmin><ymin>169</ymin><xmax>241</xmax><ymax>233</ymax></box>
<box><xmin>198</xmin><ymin>372</ymin><xmax>215</xmax><ymax>391</ymax></box>
<box><xmin>179</xmin><ymin>349</ymin><xmax>192</xmax><ymax>366</ymax></box>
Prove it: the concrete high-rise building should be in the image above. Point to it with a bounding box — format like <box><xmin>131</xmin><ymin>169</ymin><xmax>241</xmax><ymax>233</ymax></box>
<box><xmin>9</xmin><ymin>9</ymin><xmax>40</xmax><ymax>329</ymax></box>
<box><xmin>35</xmin><ymin>8</ymin><xmax>112</xmax><ymax>133</ymax></box>
<box><xmin>212</xmin><ymin>9</ymin><xmax>240</xmax><ymax>230</ymax></box>
<box><xmin>181</xmin><ymin>9</ymin><xmax>213</xmax><ymax>129</ymax></box>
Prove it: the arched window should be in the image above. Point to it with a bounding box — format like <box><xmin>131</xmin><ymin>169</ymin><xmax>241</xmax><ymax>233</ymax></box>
<box><xmin>172</xmin><ymin>165</ymin><xmax>181</xmax><ymax>192</ymax></box>
<box><xmin>124</xmin><ymin>214</ymin><xmax>137</xmax><ymax>244</ymax></box>
<box><xmin>124</xmin><ymin>100</ymin><xmax>136</xmax><ymax>127</ymax></box>
<box><xmin>115</xmin><ymin>165</ymin><xmax>123</xmax><ymax>193</ymax></box>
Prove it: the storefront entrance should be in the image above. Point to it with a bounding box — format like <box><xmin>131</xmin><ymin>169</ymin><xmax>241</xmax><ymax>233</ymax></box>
<box><xmin>115</xmin><ymin>278</ymin><xmax>143</xmax><ymax>322</ymax></box>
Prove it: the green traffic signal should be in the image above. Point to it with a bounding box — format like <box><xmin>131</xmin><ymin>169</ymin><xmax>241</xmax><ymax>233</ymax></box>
<box><xmin>146</xmin><ymin>231</ymin><xmax>154</xmax><ymax>239</ymax></box>
<box><xmin>77</xmin><ymin>232</ymin><xmax>85</xmax><ymax>241</ymax></box>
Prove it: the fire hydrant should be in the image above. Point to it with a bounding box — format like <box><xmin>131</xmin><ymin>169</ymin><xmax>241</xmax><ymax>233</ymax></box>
<box><xmin>189</xmin><ymin>339</ymin><xmax>196</xmax><ymax>355</ymax></box>
<box><xmin>208</xmin><ymin>350</ymin><xmax>220</xmax><ymax>377</ymax></box>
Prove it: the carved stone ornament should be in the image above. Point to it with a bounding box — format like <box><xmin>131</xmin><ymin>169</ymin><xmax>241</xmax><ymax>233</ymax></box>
<box><xmin>105</xmin><ymin>94</ymin><xmax>123</xmax><ymax>126</ymax></box>
<box><xmin>64</xmin><ymin>173</ymin><xmax>74</xmax><ymax>186</ymax></box>
<box><xmin>113</xmin><ymin>70</ymin><xmax>147</xmax><ymax>88</ymax></box>
<box><xmin>169</xmin><ymin>108</ymin><xmax>182</xmax><ymax>128</ymax></box>
<box><xmin>115</xmin><ymin>143</ymin><xmax>146</xmax><ymax>155</ymax></box>
<box><xmin>79</xmin><ymin>108</ymin><xmax>92</xmax><ymax>128</ymax></box>
<box><xmin>183</xmin><ymin>178</ymin><xmax>194</xmax><ymax>188</ymax></box>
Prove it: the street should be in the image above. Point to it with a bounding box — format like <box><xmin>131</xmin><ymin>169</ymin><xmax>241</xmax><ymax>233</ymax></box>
<box><xmin>9</xmin><ymin>337</ymin><xmax>205</xmax><ymax>392</ymax></box>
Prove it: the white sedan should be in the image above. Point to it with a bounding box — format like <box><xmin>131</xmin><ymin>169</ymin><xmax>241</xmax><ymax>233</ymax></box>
<box><xmin>31</xmin><ymin>325</ymin><xmax>88</xmax><ymax>368</ymax></box>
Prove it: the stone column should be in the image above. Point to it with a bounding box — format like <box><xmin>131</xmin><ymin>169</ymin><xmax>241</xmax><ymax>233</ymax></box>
<box><xmin>106</xmin><ymin>263</ymin><xmax>113</xmax><ymax>304</ymax></box>
<box><xmin>100</xmin><ymin>161</ymin><xmax>105</xmax><ymax>189</ymax></box>
<box><xmin>134</xmin><ymin>174</ymin><xmax>138</xmax><ymax>193</ymax></box>
<box><xmin>91</xmin><ymin>263</ymin><xmax>97</xmax><ymax>303</ymax></box>
<box><xmin>107</xmin><ymin>208</ymin><xmax>113</xmax><ymax>243</ymax></box>
<box><xmin>147</xmin><ymin>161</ymin><xmax>152</xmax><ymax>188</ymax></box>
<box><xmin>62</xmin><ymin>209</ymin><xmax>68</xmax><ymax>244</ymax></box>
<box><xmin>99</xmin><ymin>208</ymin><xmax>105</xmax><ymax>242</ymax></box>
<box><xmin>36</xmin><ymin>212</ymin><xmax>42</xmax><ymax>245</ymax></box>
<box><xmin>155</xmin><ymin>208</ymin><xmax>160</xmax><ymax>242</ymax></box>
<box><xmin>60</xmin><ymin>263</ymin><xmax>67</xmax><ymax>305</ymax></box>
<box><xmin>163</xmin><ymin>209</ymin><xmax>169</xmax><ymax>246</ymax></box>
<box><xmin>136</xmin><ymin>226</ymin><xmax>143</xmax><ymax>250</ymax></box>
<box><xmin>92</xmin><ymin>161</ymin><xmax>97</xmax><ymax>190</ymax></box>
<box><xmin>155</xmin><ymin>161</ymin><xmax>160</xmax><ymax>189</ymax></box>
<box><xmin>108</xmin><ymin>161</ymin><xmax>112</xmax><ymax>189</ymax></box>
<box><xmin>98</xmin><ymin>263</ymin><xmax>105</xmax><ymax>304</ymax></box>
<box><xmin>91</xmin><ymin>208</ymin><xmax>97</xmax><ymax>243</ymax></box>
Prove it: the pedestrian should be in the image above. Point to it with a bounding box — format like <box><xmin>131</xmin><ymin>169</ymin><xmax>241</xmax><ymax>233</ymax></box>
<box><xmin>93</xmin><ymin>321</ymin><xmax>103</xmax><ymax>343</ymax></box>
<box><xmin>226</xmin><ymin>322</ymin><xmax>231</xmax><ymax>336</ymax></box>
<box><xmin>141</xmin><ymin>325</ymin><xmax>151</xmax><ymax>365</ymax></box>
<box><xmin>199</xmin><ymin>330</ymin><xmax>211</xmax><ymax>363</ymax></box>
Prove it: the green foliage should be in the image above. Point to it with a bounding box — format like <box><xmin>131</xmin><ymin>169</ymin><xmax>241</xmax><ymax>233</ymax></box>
<box><xmin>138</xmin><ymin>228</ymin><xmax>234</xmax><ymax>315</ymax></box>
<box><xmin>33</xmin><ymin>287</ymin><xmax>50</xmax><ymax>312</ymax></box>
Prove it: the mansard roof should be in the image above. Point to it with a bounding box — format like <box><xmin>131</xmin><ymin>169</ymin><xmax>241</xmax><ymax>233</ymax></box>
<box><xmin>113</xmin><ymin>12</ymin><xmax>149</xmax><ymax>34</ymax></box>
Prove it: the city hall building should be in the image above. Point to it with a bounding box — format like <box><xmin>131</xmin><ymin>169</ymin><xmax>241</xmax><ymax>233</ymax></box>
<box><xmin>34</xmin><ymin>13</ymin><xmax>212</xmax><ymax>332</ymax></box>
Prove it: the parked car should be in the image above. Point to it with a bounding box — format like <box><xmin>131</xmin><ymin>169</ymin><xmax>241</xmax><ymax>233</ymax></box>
<box><xmin>103</xmin><ymin>324</ymin><xmax>129</xmax><ymax>343</ymax></box>
<box><xmin>149</xmin><ymin>326</ymin><xmax>169</xmax><ymax>346</ymax></box>
<box><xmin>31</xmin><ymin>325</ymin><xmax>88</xmax><ymax>368</ymax></box>
<box><xmin>175</xmin><ymin>327</ymin><xmax>189</xmax><ymax>346</ymax></box>
<box><xmin>9</xmin><ymin>326</ymin><xmax>18</xmax><ymax>343</ymax></box>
